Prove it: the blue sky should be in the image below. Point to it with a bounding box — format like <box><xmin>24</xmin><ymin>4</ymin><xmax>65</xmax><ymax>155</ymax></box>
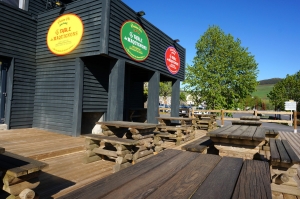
<box><xmin>123</xmin><ymin>0</ymin><xmax>300</xmax><ymax>81</ymax></box>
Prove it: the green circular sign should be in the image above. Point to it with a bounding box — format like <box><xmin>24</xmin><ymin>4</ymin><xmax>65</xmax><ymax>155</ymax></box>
<box><xmin>120</xmin><ymin>20</ymin><xmax>150</xmax><ymax>61</ymax></box>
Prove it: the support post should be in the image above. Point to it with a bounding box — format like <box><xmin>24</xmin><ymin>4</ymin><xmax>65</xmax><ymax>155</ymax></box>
<box><xmin>171</xmin><ymin>79</ymin><xmax>180</xmax><ymax>117</ymax></box>
<box><xmin>147</xmin><ymin>71</ymin><xmax>159</xmax><ymax>124</ymax></box>
<box><xmin>221</xmin><ymin>109</ymin><xmax>224</xmax><ymax>127</ymax></box>
<box><xmin>72</xmin><ymin>58</ymin><xmax>84</xmax><ymax>137</ymax></box>
<box><xmin>107</xmin><ymin>59</ymin><xmax>125</xmax><ymax>121</ymax></box>
<box><xmin>294</xmin><ymin>111</ymin><xmax>297</xmax><ymax>133</ymax></box>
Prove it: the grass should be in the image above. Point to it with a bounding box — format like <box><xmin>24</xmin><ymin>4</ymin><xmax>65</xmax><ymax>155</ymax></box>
<box><xmin>252</xmin><ymin>84</ymin><xmax>274</xmax><ymax>100</ymax></box>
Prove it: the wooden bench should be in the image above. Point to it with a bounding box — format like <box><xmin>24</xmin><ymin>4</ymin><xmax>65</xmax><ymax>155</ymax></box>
<box><xmin>0</xmin><ymin>151</ymin><xmax>48</xmax><ymax>199</ymax></box>
<box><xmin>269</xmin><ymin>138</ymin><xmax>300</xmax><ymax>188</ymax></box>
<box><xmin>84</xmin><ymin>134</ymin><xmax>154</xmax><ymax>172</ymax></box>
<box><xmin>232</xmin><ymin>120</ymin><xmax>262</xmax><ymax>126</ymax></box>
<box><xmin>240</xmin><ymin>116</ymin><xmax>260</xmax><ymax>121</ymax></box>
<box><xmin>181</xmin><ymin>136</ymin><xmax>212</xmax><ymax>153</ymax></box>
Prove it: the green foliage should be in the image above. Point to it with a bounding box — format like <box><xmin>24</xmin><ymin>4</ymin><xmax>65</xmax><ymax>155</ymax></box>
<box><xmin>267</xmin><ymin>71</ymin><xmax>300</xmax><ymax>111</ymax></box>
<box><xmin>183</xmin><ymin>25</ymin><xmax>259</xmax><ymax>110</ymax></box>
<box><xmin>180</xmin><ymin>92</ymin><xmax>187</xmax><ymax>103</ymax></box>
<box><xmin>159</xmin><ymin>82</ymin><xmax>172</xmax><ymax>103</ymax></box>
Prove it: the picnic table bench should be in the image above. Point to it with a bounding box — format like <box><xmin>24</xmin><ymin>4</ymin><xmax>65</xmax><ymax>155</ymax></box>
<box><xmin>240</xmin><ymin>116</ymin><xmax>260</xmax><ymax>121</ymax></box>
<box><xmin>192</xmin><ymin>114</ymin><xmax>217</xmax><ymax>131</ymax></box>
<box><xmin>232</xmin><ymin>120</ymin><xmax>262</xmax><ymax>126</ymax></box>
<box><xmin>0</xmin><ymin>151</ymin><xmax>48</xmax><ymax>199</ymax></box>
<box><xmin>268</xmin><ymin>138</ymin><xmax>300</xmax><ymax>188</ymax></box>
<box><xmin>84</xmin><ymin>121</ymin><xmax>158</xmax><ymax>172</ymax></box>
<box><xmin>207</xmin><ymin>125</ymin><xmax>266</xmax><ymax>159</ymax></box>
<box><xmin>181</xmin><ymin>136</ymin><xmax>213</xmax><ymax>153</ymax></box>
<box><xmin>58</xmin><ymin>149</ymin><xmax>272</xmax><ymax>199</ymax></box>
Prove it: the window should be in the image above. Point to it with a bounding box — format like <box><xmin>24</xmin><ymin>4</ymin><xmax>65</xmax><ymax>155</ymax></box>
<box><xmin>1</xmin><ymin>0</ymin><xmax>27</xmax><ymax>10</ymax></box>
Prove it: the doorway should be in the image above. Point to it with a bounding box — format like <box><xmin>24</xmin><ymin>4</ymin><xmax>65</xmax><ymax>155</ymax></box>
<box><xmin>0</xmin><ymin>58</ymin><xmax>9</xmax><ymax>124</ymax></box>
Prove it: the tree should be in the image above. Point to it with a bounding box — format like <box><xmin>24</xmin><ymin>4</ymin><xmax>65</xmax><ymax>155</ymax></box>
<box><xmin>183</xmin><ymin>26</ymin><xmax>258</xmax><ymax>110</ymax></box>
<box><xmin>180</xmin><ymin>91</ymin><xmax>187</xmax><ymax>104</ymax></box>
<box><xmin>268</xmin><ymin>71</ymin><xmax>300</xmax><ymax>111</ymax></box>
<box><xmin>159</xmin><ymin>82</ymin><xmax>172</xmax><ymax>104</ymax></box>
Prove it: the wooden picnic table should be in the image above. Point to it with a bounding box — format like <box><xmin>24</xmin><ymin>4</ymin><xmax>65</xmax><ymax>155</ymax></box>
<box><xmin>155</xmin><ymin>117</ymin><xmax>197</xmax><ymax>146</ymax></box>
<box><xmin>84</xmin><ymin>121</ymin><xmax>158</xmax><ymax>172</ymax></box>
<box><xmin>156</xmin><ymin>116</ymin><xmax>198</xmax><ymax>126</ymax></box>
<box><xmin>192</xmin><ymin>114</ymin><xmax>217</xmax><ymax>131</ymax></box>
<box><xmin>207</xmin><ymin>125</ymin><xmax>266</xmax><ymax>159</ymax></box>
<box><xmin>58</xmin><ymin>149</ymin><xmax>272</xmax><ymax>199</ymax></box>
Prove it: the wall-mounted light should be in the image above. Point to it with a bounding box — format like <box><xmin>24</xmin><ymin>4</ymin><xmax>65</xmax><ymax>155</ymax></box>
<box><xmin>55</xmin><ymin>0</ymin><xmax>65</xmax><ymax>7</ymax></box>
<box><xmin>137</xmin><ymin>11</ymin><xmax>145</xmax><ymax>17</ymax></box>
<box><xmin>173</xmin><ymin>39</ymin><xmax>180</xmax><ymax>43</ymax></box>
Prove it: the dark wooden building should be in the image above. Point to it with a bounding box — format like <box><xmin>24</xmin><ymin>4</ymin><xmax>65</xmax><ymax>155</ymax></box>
<box><xmin>0</xmin><ymin>0</ymin><xmax>185</xmax><ymax>136</ymax></box>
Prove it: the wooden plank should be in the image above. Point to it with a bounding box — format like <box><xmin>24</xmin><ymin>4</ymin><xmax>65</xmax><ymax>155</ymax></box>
<box><xmin>240</xmin><ymin>116</ymin><xmax>260</xmax><ymax>121</ymax></box>
<box><xmin>232</xmin><ymin>120</ymin><xmax>262</xmax><ymax>126</ymax></box>
<box><xmin>270</xmin><ymin>138</ymin><xmax>280</xmax><ymax>162</ymax></box>
<box><xmin>145</xmin><ymin>154</ymin><xmax>222</xmax><ymax>199</ymax></box>
<box><xmin>239</xmin><ymin>126</ymin><xmax>257</xmax><ymax>140</ymax></box>
<box><xmin>96</xmin><ymin>121</ymin><xmax>158</xmax><ymax>129</ymax></box>
<box><xmin>84</xmin><ymin>135</ymin><xmax>138</xmax><ymax>145</ymax></box>
<box><xmin>191</xmin><ymin>157</ymin><xmax>243</xmax><ymax>199</ymax></box>
<box><xmin>227</xmin><ymin>125</ymin><xmax>250</xmax><ymax>139</ymax></box>
<box><xmin>275</xmin><ymin>139</ymin><xmax>291</xmax><ymax>163</ymax></box>
<box><xmin>4</xmin><ymin>151</ymin><xmax>48</xmax><ymax>170</ymax></box>
<box><xmin>232</xmin><ymin>160</ymin><xmax>272</xmax><ymax>199</ymax></box>
<box><xmin>181</xmin><ymin>136</ymin><xmax>211</xmax><ymax>152</ymax></box>
<box><xmin>253</xmin><ymin>127</ymin><xmax>266</xmax><ymax>141</ymax></box>
<box><xmin>56</xmin><ymin>149</ymin><xmax>182</xmax><ymax>199</ymax></box>
<box><xmin>206</xmin><ymin>125</ymin><xmax>233</xmax><ymax>137</ymax></box>
<box><xmin>281</xmin><ymin>140</ymin><xmax>300</xmax><ymax>164</ymax></box>
<box><xmin>101</xmin><ymin>151</ymin><xmax>206</xmax><ymax>199</ymax></box>
<box><xmin>216</xmin><ymin>125</ymin><xmax>241</xmax><ymax>138</ymax></box>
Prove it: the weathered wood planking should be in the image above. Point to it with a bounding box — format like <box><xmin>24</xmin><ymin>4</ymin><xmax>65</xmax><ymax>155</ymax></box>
<box><xmin>232</xmin><ymin>160</ymin><xmax>272</xmax><ymax>199</ymax></box>
<box><xmin>146</xmin><ymin>154</ymin><xmax>221</xmax><ymax>199</ymax></box>
<box><xmin>96</xmin><ymin>121</ymin><xmax>158</xmax><ymax>129</ymax></box>
<box><xmin>232</xmin><ymin>120</ymin><xmax>262</xmax><ymax>126</ymax></box>
<box><xmin>252</xmin><ymin>127</ymin><xmax>266</xmax><ymax>141</ymax></box>
<box><xmin>239</xmin><ymin>126</ymin><xmax>257</xmax><ymax>139</ymax></box>
<box><xmin>240</xmin><ymin>116</ymin><xmax>260</xmax><ymax>121</ymax></box>
<box><xmin>216</xmin><ymin>125</ymin><xmax>241</xmax><ymax>138</ymax></box>
<box><xmin>181</xmin><ymin>136</ymin><xmax>212</xmax><ymax>153</ymax></box>
<box><xmin>101</xmin><ymin>152</ymin><xmax>204</xmax><ymax>198</ymax></box>
<box><xmin>275</xmin><ymin>139</ymin><xmax>291</xmax><ymax>163</ymax></box>
<box><xmin>57</xmin><ymin>150</ymin><xmax>182</xmax><ymax>199</ymax></box>
<box><xmin>206</xmin><ymin>125</ymin><xmax>233</xmax><ymax>137</ymax></box>
<box><xmin>281</xmin><ymin>140</ymin><xmax>300</xmax><ymax>164</ymax></box>
<box><xmin>270</xmin><ymin>138</ymin><xmax>280</xmax><ymax>162</ymax></box>
<box><xmin>84</xmin><ymin>134</ymin><xmax>138</xmax><ymax>145</ymax></box>
<box><xmin>279</xmin><ymin>132</ymin><xmax>300</xmax><ymax>158</ymax></box>
<box><xmin>227</xmin><ymin>125</ymin><xmax>250</xmax><ymax>139</ymax></box>
<box><xmin>191</xmin><ymin>157</ymin><xmax>243</xmax><ymax>199</ymax></box>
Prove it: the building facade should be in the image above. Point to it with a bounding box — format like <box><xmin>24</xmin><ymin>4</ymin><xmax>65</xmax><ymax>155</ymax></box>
<box><xmin>0</xmin><ymin>0</ymin><xmax>186</xmax><ymax>136</ymax></box>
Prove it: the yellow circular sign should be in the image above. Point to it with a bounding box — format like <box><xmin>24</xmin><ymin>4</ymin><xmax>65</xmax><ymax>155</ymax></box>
<box><xmin>47</xmin><ymin>14</ymin><xmax>84</xmax><ymax>55</ymax></box>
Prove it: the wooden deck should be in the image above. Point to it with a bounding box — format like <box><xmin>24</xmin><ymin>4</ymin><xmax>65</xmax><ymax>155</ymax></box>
<box><xmin>1</xmin><ymin>128</ymin><xmax>299</xmax><ymax>198</ymax></box>
<box><xmin>0</xmin><ymin>128</ymin><xmax>206</xmax><ymax>198</ymax></box>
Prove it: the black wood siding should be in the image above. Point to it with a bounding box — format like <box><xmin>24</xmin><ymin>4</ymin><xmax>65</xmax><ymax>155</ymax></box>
<box><xmin>28</xmin><ymin>0</ymin><xmax>47</xmax><ymax>16</ymax></box>
<box><xmin>108</xmin><ymin>0</ymin><xmax>186</xmax><ymax>81</ymax></box>
<box><xmin>0</xmin><ymin>2</ymin><xmax>37</xmax><ymax>128</ymax></box>
<box><xmin>32</xmin><ymin>59</ymin><xmax>75</xmax><ymax>134</ymax></box>
<box><xmin>82</xmin><ymin>56</ymin><xmax>109</xmax><ymax>112</ymax></box>
<box><xmin>34</xmin><ymin>0</ymin><xmax>103</xmax><ymax>134</ymax></box>
<box><xmin>36</xmin><ymin>0</ymin><xmax>102</xmax><ymax>63</ymax></box>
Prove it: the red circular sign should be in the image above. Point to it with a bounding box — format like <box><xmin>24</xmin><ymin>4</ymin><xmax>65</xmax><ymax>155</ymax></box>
<box><xmin>165</xmin><ymin>47</ymin><xmax>180</xmax><ymax>75</ymax></box>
